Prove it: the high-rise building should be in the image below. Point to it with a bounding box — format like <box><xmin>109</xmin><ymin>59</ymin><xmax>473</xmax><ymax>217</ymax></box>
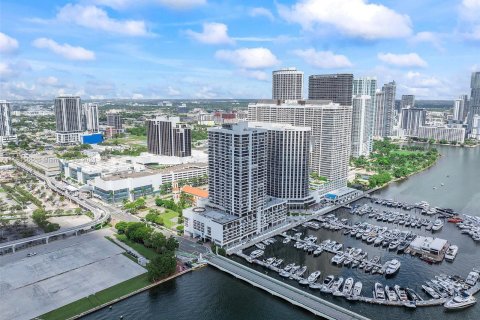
<box><xmin>351</xmin><ymin>95</ymin><xmax>373</xmax><ymax>158</ymax></box>
<box><xmin>400</xmin><ymin>107</ymin><xmax>426</xmax><ymax>136</ymax></box>
<box><xmin>248</xmin><ymin>100</ymin><xmax>352</xmax><ymax>191</ymax></box>
<box><xmin>249</xmin><ymin>122</ymin><xmax>313</xmax><ymax>208</ymax></box>
<box><xmin>352</xmin><ymin>77</ymin><xmax>377</xmax><ymax>156</ymax></box>
<box><xmin>54</xmin><ymin>96</ymin><xmax>83</xmax><ymax>144</ymax></box>
<box><xmin>208</xmin><ymin>123</ymin><xmax>267</xmax><ymax>216</ymax></box>
<box><xmin>400</xmin><ymin>95</ymin><xmax>415</xmax><ymax>110</ymax></box>
<box><xmin>272</xmin><ymin>68</ymin><xmax>303</xmax><ymax>100</ymax></box>
<box><xmin>0</xmin><ymin>100</ymin><xmax>17</xmax><ymax>145</ymax></box>
<box><xmin>373</xmin><ymin>81</ymin><xmax>396</xmax><ymax>137</ymax></box>
<box><xmin>308</xmin><ymin>73</ymin><xmax>353</xmax><ymax>106</ymax></box>
<box><xmin>453</xmin><ymin>97</ymin><xmax>467</xmax><ymax>122</ymax></box>
<box><xmin>146</xmin><ymin>116</ymin><xmax>192</xmax><ymax>157</ymax></box>
<box><xmin>106</xmin><ymin>111</ymin><xmax>123</xmax><ymax>130</ymax></box>
<box><xmin>468</xmin><ymin>72</ymin><xmax>480</xmax><ymax>133</ymax></box>
<box><xmin>183</xmin><ymin>122</ymin><xmax>287</xmax><ymax>247</ymax></box>
<box><xmin>83</xmin><ymin>103</ymin><xmax>99</xmax><ymax>132</ymax></box>
<box><xmin>459</xmin><ymin>94</ymin><xmax>469</xmax><ymax>122</ymax></box>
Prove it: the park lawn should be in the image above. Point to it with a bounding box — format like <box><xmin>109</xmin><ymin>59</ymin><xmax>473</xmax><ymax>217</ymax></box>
<box><xmin>39</xmin><ymin>273</ymin><xmax>150</xmax><ymax>320</ymax></box>
<box><xmin>160</xmin><ymin>209</ymin><xmax>179</xmax><ymax>229</ymax></box>
<box><xmin>115</xmin><ymin>234</ymin><xmax>159</xmax><ymax>260</ymax></box>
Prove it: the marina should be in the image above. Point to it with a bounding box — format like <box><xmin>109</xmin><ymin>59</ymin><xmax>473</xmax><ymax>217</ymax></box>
<box><xmin>234</xmin><ymin>191</ymin><xmax>480</xmax><ymax>313</ymax></box>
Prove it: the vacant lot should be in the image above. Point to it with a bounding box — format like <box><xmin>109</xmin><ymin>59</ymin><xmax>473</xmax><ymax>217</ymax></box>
<box><xmin>0</xmin><ymin>231</ymin><xmax>146</xmax><ymax>320</ymax></box>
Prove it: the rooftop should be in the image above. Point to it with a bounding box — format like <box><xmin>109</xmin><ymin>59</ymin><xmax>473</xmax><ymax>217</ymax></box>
<box><xmin>185</xmin><ymin>206</ymin><xmax>239</xmax><ymax>225</ymax></box>
<box><xmin>181</xmin><ymin>185</ymin><xmax>208</xmax><ymax>198</ymax></box>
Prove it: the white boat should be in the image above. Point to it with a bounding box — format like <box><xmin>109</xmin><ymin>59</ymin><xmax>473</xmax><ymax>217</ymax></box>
<box><xmin>282</xmin><ymin>237</ymin><xmax>291</xmax><ymax>244</ymax></box>
<box><xmin>300</xmin><ymin>270</ymin><xmax>321</xmax><ymax>285</ymax></box>
<box><xmin>255</xmin><ymin>243</ymin><xmax>266</xmax><ymax>250</ymax></box>
<box><xmin>352</xmin><ymin>282</ymin><xmax>363</xmax><ymax>298</ymax></box>
<box><xmin>313</xmin><ymin>247</ymin><xmax>323</xmax><ymax>256</ymax></box>
<box><xmin>385</xmin><ymin>286</ymin><xmax>398</xmax><ymax>301</ymax></box>
<box><xmin>445</xmin><ymin>245</ymin><xmax>458</xmax><ymax>262</ymax></box>
<box><xmin>295</xmin><ymin>266</ymin><xmax>308</xmax><ymax>277</ymax></box>
<box><xmin>394</xmin><ymin>285</ymin><xmax>408</xmax><ymax>301</ymax></box>
<box><xmin>320</xmin><ymin>275</ymin><xmax>335</xmax><ymax>293</ymax></box>
<box><xmin>331</xmin><ymin>277</ymin><xmax>344</xmax><ymax>295</ymax></box>
<box><xmin>331</xmin><ymin>253</ymin><xmax>346</xmax><ymax>265</ymax></box>
<box><xmin>249</xmin><ymin>250</ymin><xmax>264</xmax><ymax>259</ymax></box>
<box><xmin>466</xmin><ymin>271</ymin><xmax>479</xmax><ymax>286</ymax></box>
<box><xmin>444</xmin><ymin>292</ymin><xmax>477</xmax><ymax>310</ymax></box>
<box><xmin>342</xmin><ymin>277</ymin><xmax>354</xmax><ymax>296</ymax></box>
<box><xmin>432</xmin><ymin>219</ymin><xmax>444</xmax><ymax>231</ymax></box>
<box><xmin>374</xmin><ymin>282</ymin><xmax>386</xmax><ymax>301</ymax></box>
<box><xmin>385</xmin><ymin>259</ymin><xmax>401</xmax><ymax>276</ymax></box>
<box><xmin>422</xmin><ymin>285</ymin><xmax>440</xmax><ymax>299</ymax></box>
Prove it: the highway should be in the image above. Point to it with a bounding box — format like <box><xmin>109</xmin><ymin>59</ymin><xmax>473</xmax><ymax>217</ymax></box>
<box><xmin>0</xmin><ymin>160</ymin><xmax>113</xmax><ymax>253</ymax></box>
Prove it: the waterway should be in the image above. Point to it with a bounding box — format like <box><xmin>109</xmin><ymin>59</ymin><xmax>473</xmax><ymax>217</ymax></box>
<box><xmin>83</xmin><ymin>145</ymin><xmax>480</xmax><ymax>320</ymax></box>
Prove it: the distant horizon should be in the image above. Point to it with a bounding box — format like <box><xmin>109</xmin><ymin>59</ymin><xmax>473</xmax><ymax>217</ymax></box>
<box><xmin>2</xmin><ymin>0</ymin><xmax>479</xmax><ymax>100</ymax></box>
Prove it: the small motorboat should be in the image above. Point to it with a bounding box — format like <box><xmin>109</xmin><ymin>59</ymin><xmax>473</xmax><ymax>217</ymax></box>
<box><xmin>320</xmin><ymin>275</ymin><xmax>335</xmax><ymax>293</ymax></box>
<box><xmin>342</xmin><ymin>277</ymin><xmax>354</xmax><ymax>296</ymax></box>
<box><xmin>445</xmin><ymin>245</ymin><xmax>458</xmax><ymax>262</ymax></box>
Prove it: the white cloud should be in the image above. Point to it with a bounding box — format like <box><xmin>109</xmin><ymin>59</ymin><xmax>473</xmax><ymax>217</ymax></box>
<box><xmin>132</xmin><ymin>93</ymin><xmax>144</xmax><ymax>99</ymax></box>
<box><xmin>89</xmin><ymin>0</ymin><xmax>206</xmax><ymax>10</ymax></box>
<box><xmin>293</xmin><ymin>49</ymin><xmax>352</xmax><ymax>68</ymax></box>
<box><xmin>0</xmin><ymin>32</ymin><xmax>19</xmax><ymax>54</ymax></box>
<box><xmin>460</xmin><ymin>0</ymin><xmax>480</xmax><ymax>21</ymax></box>
<box><xmin>186</xmin><ymin>23</ymin><xmax>235</xmax><ymax>45</ymax></box>
<box><xmin>215</xmin><ymin>47</ymin><xmax>279</xmax><ymax>69</ymax></box>
<box><xmin>37</xmin><ymin>76</ymin><xmax>59</xmax><ymax>86</ymax></box>
<box><xmin>194</xmin><ymin>86</ymin><xmax>218</xmax><ymax>99</ymax></box>
<box><xmin>410</xmin><ymin>32</ymin><xmax>444</xmax><ymax>51</ymax></box>
<box><xmin>33</xmin><ymin>38</ymin><xmax>96</xmax><ymax>61</ymax></box>
<box><xmin>0</xmin><ymin>60</ymin><xmax>31</xmax><ymax>80</ymax></box>
<box><xmin>249</xmin><ymin>7</ymin><xmax>274</xmax><ymax>21</ymax></box>
<box><xmin>239</xmin><ymin>69</ymin><xmax>269</xmax><ymax>81</ymax></box>
<box><xmin>155</xmin><ymin>0</ymin><xmax>206</xmax><ymax>9</ymax></box>
<box><xmin>278</xmin><ymin>0</ymin><xmax>412</xmax><ymax>39</ymax></box>
<box><xmin>57</xmin><ymin>4</ymin><xmax>148</xmax><ymax>36</ymax></box>
<box><xmin>378</xmin><ymin>52</ymin><xmax>427</xmax><ymax>68</ymax></box>
<box><xmin>167</xmin><ymin>86</ymin><xmax>181</xmax><ymax>96</ymax></box>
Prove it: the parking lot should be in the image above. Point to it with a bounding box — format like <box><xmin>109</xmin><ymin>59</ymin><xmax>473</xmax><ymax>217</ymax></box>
<box><xmin>0</xmin><ymin>230</ymin><xmax>146</xmax><ymax>320</ymax></box>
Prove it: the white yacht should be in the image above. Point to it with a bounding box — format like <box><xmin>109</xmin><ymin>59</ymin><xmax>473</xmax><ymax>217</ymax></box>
<box><xmin>282</xmin><ymin>237</ymin><xmax>291</xmax><ymax>244</ymax></box>
<box><xmin>249</xmin><ymin>250</ymin><xmax>264</xmax><ymax>259</ymax></box>
<box><xmin>385</xmin><ymin>286</ymin><xmax>398</xmax><ymax>301</ymax></box>
<box><xmin>466</xmin><ymin>271</ymin><xmax>479</xmax><ymax>286</ymax></box>
<box><xmin>331</xmin><ymin>277</ymin><xmax>344</xmax><ymax>295</ymax></box>
<box><xmin>331</xmin><ymin>253</ymin><xmax>346</xmax><ymax>265</ymax></box>
<box><xmin>299</xmin><ymin>270</ymin><xmax>321</xmax><ymax>285</ymax></box>
<box><xmin>342</xmin><ymin>277</ymin><xmax>354</xmax><ymax>296</ymax></box>
<box><xmin>352</xmin><ymin>282</ymin><xmax>363</xmax><ymax>298</ymax></box>
<box><xmin>445</xmin><ymin>245</ymin><xmax>458</xmax><ymax>262</ymax></box>
<box><xmin>444</xmin><ymin>292</ymin><xmax>477</xmax><ymax>310</ymax></box>
<box><xmin>374</xmin><ymin>282</ymin><xmax>386</xmax><ymax>301</ymax></box>
<box><xmin>255</xmin><ymin>243</ymin><xmax>266</xmax><ymax>250</ymax></box>
<box><xmin>385</xmin><ymin>259</ymin><xmax>401</xmax><ymax>276</ymax></box>
<box><xmin>320</xmin><ymin>275</ymin><xmax>335</xmax><ymax>293</ymax></box>
<box><xmin>432</xmin><ymin>219</ymin><xmax>444</xmax><ymax>231</ymax></box>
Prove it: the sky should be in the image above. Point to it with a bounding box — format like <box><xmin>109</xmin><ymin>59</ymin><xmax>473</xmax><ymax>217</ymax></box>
<box><xmin>0</xmin><ymin>0</ymin><xmax>479</xmax><ymax>100</ymax></box>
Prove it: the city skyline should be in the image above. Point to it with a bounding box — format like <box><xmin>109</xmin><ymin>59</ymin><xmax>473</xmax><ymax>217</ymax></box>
<box><xmin>1</xmin><ymin>0</ymin><xmax>480</xmax><ymax>100</ymax></box>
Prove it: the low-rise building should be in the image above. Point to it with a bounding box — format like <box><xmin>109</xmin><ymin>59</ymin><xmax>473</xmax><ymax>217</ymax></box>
<box><xmin>20</xmin><ymin>153</ymin><xmax>61</xmax><ymax>176</ymax></box>
<box><xmin>91</xmin><ymin>163</ymin><xmax>208</xmax><ymax>202</ymax></box>
<box><xmin>415</xmin><ymin>125</ymin><xmax>466</xmax><ymax>143</ymax></box>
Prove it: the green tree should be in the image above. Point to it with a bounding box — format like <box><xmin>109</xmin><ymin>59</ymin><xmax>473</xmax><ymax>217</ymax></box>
<box><xmin>146</xmin><ymin>253</ymin><xmax>177</xmax><ymax>282</ymax></box>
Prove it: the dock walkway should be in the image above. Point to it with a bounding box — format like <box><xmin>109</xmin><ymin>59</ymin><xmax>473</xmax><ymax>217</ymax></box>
<box><xmin>207</xmin><ymin>254</ymin><xmax>370</xmax><ymax>320</ymax></box>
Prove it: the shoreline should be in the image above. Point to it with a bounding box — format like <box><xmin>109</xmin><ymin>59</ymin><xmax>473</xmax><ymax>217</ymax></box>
<box><xmin>40</xmin><ymin>263</ymin><xmax>207</xmax><ymax>320</ymax></box>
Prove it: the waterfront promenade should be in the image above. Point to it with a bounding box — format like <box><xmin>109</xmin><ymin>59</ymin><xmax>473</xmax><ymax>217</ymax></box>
<box><xmin>206</xmin><ymin>254</ymin><xmax>370</xmax><ymax>320</ymax></box>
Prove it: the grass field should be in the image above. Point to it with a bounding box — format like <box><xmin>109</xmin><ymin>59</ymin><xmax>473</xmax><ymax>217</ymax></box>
<box><xmin>115</xmin><ymin>234</ymin><xmax>159</xmax><ymax>260</ymax></box>
<box><xmin>39</xmin><ymin>273</ymin><xmax>149</xmax><ymax>320</ymax></box>
<box><xmin>160</xmin><ymin>209</ymin><xmax>179</xmax><ymax>229</ymax></box>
